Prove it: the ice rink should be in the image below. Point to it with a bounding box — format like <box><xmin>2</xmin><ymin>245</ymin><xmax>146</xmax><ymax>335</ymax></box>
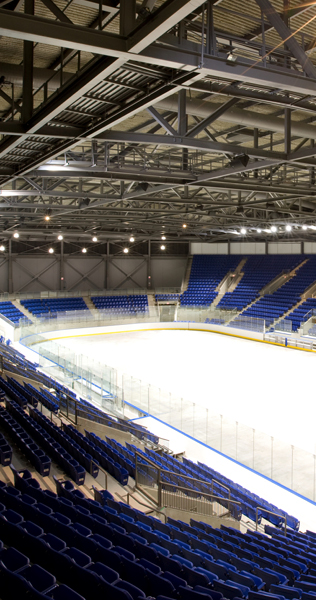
<box><xmin>55</xmin><ymin>327</ymin><xmax>316</xmax><ymax>453</ymax></box>
<box><xmin>18</xmin><ymin>325</ymin><xmax>316</xmax><ymax>528</ymax></box>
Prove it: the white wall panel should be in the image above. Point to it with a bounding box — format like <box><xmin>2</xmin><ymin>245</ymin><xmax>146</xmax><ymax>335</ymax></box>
<box><xmin>230</xmin><ymin>242</ymin><xmax>266</xmax><ymax>254</ymax></box>
<box><xmin>191</xmin><ymin>243</ymin><xmax>228</xmax><ymax>254</ymax></box>
<box><xmin>268</xmin><ymin>243</ymin><xmax>301</xmax><ymax>254</ymax></box>
<box><xmin>304</xmin><ymin>242</ymin><xmax>316</xmax><ymax>254</ymax></box>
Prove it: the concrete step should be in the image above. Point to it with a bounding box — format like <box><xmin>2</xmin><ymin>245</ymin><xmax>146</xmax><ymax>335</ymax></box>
<box><xmin>147</xmin><ymin>293</ymin><xmax>156</xmax><ymax>307</ymax></box>
<box><xmin>84</xmin><ymin>296</ymin><xmax>97</xmax><ymax>311</ymax></box>
<box><xmin>13</xmin><ymin>300</ymin><xmax>32</xmax><ymax>319</ymax></box>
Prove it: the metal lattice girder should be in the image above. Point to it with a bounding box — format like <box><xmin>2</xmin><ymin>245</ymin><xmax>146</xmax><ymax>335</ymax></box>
<box><xmin>254</xmin><ymin>0</ymin><xmax>316</xmax><ymax>79</ymax></box>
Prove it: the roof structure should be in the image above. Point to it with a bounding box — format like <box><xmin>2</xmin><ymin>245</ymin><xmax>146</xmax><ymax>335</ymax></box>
<box><xmin>1</xmin><ymin>0</ymin><xmax>316</xmax><ymax>247</ymax></box>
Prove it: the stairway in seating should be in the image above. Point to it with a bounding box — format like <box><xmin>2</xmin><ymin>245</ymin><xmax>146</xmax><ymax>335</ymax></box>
<box><xmin>85</xmin><ymin>296</ymin><xmax>97</xmax><ymax>311</ymax></box>
<box><xmin>13</xmin><ymin>300</ymin><xmax>33</xmax><ymax>319</ymax></box>
<box><xmin>271</xmin><ymin>298</ymin><xmax>306</xmax><ymax>330</ymax></box>
<box><xmin>225</xmin><ymin>258</ymin><xmax>309</xmax><ymax>327</ymax></box>
<box><xmin>147</xmin><ymin>293</ymin><xmax>156</xmax><ymax>308</ymax></box>
<box><xmin>212</xmin><ymin>257</ymin><xmax>248</xmax><ymax>308</ymax></box>
<box><xmin>181</xmin><ymin>255</ymin><xmax>193</xmax><ymax>293</ymax></box>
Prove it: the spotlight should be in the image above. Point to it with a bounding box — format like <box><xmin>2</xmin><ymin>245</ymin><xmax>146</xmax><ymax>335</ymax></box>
<box><xmin>82</xmin><ymin>248</ymin><xmax>87</xmax><ymax>253</ymax></box>
<box><xmin>123</xmin><ymin>248</ymin><xmax>129</xmax><ymax>254</ymax></box>
<box><xmin>129</xmin><ymin>236</ymin><xmax>135</xmax><ymax>243</ymax></box>
<box><xmin>182</xmin><ymin>224</ymin><xmax>187</xmax><ymax>229</ymax></box>
<box><xmin>271</xmin><ymin>225</ymin><xmax>277</xmax><ymax>233</ymax></box>
<box><xmin>48</xmin><ymin>247</ymin><xmax>54</xmax><ymax>254</ymax></box>
<box><xmin>161</xmin><ymin>235</ymin><xmax>166</xmax><ymax>240</ymax></box>
<box><xmin>57</xmin><ymin>234</ymin><xmax>63</xmax><ymax>241</ymax></box>
<box><xmin>230</xmin><ymin>153</ymin><xmax>250</xmax><ymax>168</ymax></box>
<box><xmin>240</xmin><ymin>228</ymin><xmax>246</xmax><ymax>235</ymax></box>
<box><xmin>302</xmin><ymin>225</ymin><xmax>308</xmax><ymax>230</ymax></box>
<box><xmin>256</xmin><ymin>228</ymin><xmax>262</xmax><ymax>233</ymax></box>
<box><xmin>226</xmin><ymin>52</ymin><xmax>237</xmax><ymax>64</ymax></box>
<box><xmin>309</xmin><ymin>225</ymin><xmax>316</xmax><ymax>230</ymax></box>
<box><xmin>160</xmin><ymin>245</ymin><xmax>166</xmax><ymax>250</ymax></box>
<box><xmin>13</xmin><ymin>231</ymin><xmax>19</xmax><ymax>238</ymax></box>
<box><xmin>0</xmin><ymin>245</ymin><xmax>5</xmax><ymax>251</ymax></box>
<box><xmin>45</xmin><ymin>215</ymin><xmax>50</xmax><ymax>221</ymax></box>
<box><xmin>285</xmin><ymin>225</ymin><xmax>292</xmax><ymax>232</ymax></box>
<box><xmin>92</xmin><ymin>236</ymin><xmax>98</xmax><ymax>242</ymax></box>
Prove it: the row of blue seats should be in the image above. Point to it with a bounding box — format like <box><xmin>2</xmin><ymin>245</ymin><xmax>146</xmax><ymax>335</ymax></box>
<box><xmin>66</xmin><ymin>426</ymin><xmax>129</xmax><ymax>485</ymax></box>
<box><xmin>181</xmin><ymin>256</ymin><xmax>241</xmax><ymax>306</ymax></box>
<box><xmin>6</xmin><ymin>399</ymin><xmax>86</xmax><ymax>485</ymax></box>
<box><xmin>0</xmin><ymin>405</ymin><xmax>51</xmax><ymax>476</ymax></box>
<box><xmin>0</xmin><ymin>431</ymin><xmax>12</xmax><ymax>466</ymax></box>
<box><xmin>0</xmin><ymin>300</ymin><xmax>28</xmax><ymax>324</ymax></box>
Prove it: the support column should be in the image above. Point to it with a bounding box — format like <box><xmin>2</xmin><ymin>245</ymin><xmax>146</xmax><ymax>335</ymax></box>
<box><xmin>206</xmin><ymin>0</ymin><xmax>216</xmax><ymax>55</ymax></box>
<box><xmin>178</xmin><ymin>89</ymin><xmax>188</xmax><ymax>171</ymax></box>
<box><xmin>22</xmin><ymin>0</ymin><xmax>34</xmax><ymax>123</ymax></box>
<box><xmin>284</xmin><ymin>108</ymin><xmax>291</xmax><ymax>154</ymax></box>
<box><xmin>8</xmin><ymin>239</ymin><xmax>12</xmax><ymax>294</ymax></box>
<box><xmin>147</xmin><ymin>240</ymin><xmax>152</xmax><ymax>290</ymax></box>
<box><xmin>60</xmin><ymin>239</ymin><xmax>64</xmax><ymax>290</ymax></box>
<box><xmin>106</xmin><ymin>241</ymin><xmax>110</xmax><ymax>289</ymax></box>
<box><xmin>120</xmin><ymin>0</ymin><xmax>136</xmax><ymax>36</ymax></box>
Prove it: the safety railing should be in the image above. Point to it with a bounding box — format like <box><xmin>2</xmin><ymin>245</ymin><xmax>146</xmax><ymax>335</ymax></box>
<box><xmin>134</xmin><ymin>451</ymin><xmax>241</xmax><ymax>520</ymax></box>
<box><xmin>256</xmin><ymin>507</ymin><xmax>287</xmax><ymax>537</ymax></box>
<box><xmin>90</xmin><ymin>458</ymin><xmax>107</xmax><ymax>491</ymax></box>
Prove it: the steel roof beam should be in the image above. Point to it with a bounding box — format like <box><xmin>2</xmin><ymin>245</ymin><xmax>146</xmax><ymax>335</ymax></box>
<box><xmin>255</xmin><ymin>0</ymin><xmax>316</xmax><ymax>79</ymax></box>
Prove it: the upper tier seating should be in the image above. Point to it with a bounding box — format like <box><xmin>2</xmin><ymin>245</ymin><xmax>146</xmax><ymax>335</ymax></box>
<box><xmin>91</xmin><ymin>294</ymin><xmax>148</xmax><ymax>315</ymax></box>
<box><xmin>217</xmin><ymin>256</ymin><xmax>302</xmax><ymax>312</ymax></box>
<box><xmin>0</xmin><ymin>467</ymin><xmax>313</xmax><ymax>600</ymax></box>
<box><xmin>21</xmin><ymin>297</ymin><xmax>88</xmax><ymax>317</ymax></box>
<box><xmin>232</xmin><ymin>255</ymin><xmax>316</xmax><ymax>329</ymax></box>
<box><xmin>181</xmin><ymin>256</ymin><xmax>241</xmax><ymax>306</ymax></box>
<box><xmin>0</xmin><ymin>301</ymin><xmax>30</xmax><ymax>325</ymax></box>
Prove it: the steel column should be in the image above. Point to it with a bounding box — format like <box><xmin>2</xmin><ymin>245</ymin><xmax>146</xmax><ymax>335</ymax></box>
<box><xmin>22</xmin><ymin>0</ymin><xmax>34</xmax><ymax>124</ymax></box>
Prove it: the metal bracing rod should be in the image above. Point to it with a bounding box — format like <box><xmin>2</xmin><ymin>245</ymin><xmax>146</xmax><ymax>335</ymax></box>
<box><xmin>186</xmin><ymin>97</ymin><xmax>239</xmax><ymax>138</ymax></box>
<box><xmin>66</xmin><ymin>258</ymin><xmax>104</xmax><ymax>291</ymax></box>
<box><xmin>146</xmin><ymin>107</ymin><xmax>178</xmax><ymax>136</ymax></box>
<box><xmin>255</xmin><ymin>0</ymin><xmax>316</xmax><ymax>79</ymax></box>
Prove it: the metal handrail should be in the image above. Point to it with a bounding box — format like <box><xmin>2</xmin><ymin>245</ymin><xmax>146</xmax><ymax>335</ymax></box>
<box><xmin>126</xmin><ymin>491</ymin><xmax>167</xmax><ymax>523</ymax></box>
<box><xmin>90</xmin><ymin>458</ymin><xmax>107</xmax><ymax>491</ymax></box>
<box><xmin>256</xmin><ymin>506</ymin><xmax>287</xmax><ymax>536</ymax></box>
<box><xmin>161</xmin><ymin>480</ymin><xmax>241</xmax><ymax>517</ymax></box>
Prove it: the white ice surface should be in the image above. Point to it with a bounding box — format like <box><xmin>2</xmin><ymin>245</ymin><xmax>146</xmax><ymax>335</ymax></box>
<box><xmin>47</xmin><ymin>328</ymin><xmax>316</xmax><ymax>453</ymax></box>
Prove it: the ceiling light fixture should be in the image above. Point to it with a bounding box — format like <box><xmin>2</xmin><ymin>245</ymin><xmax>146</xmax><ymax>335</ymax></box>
<box><xmin>13</xmin><ymin>231</ymin><xmax>19</xmax><ymax>238</ymax></box>
<box><xmin>92</xmin><ymin>236</ymin><xmax>98</xmax><ymax>242</ymax></box>
<box><xmin>285</xmin><ymin>225</ymin><xmax>292</xmax><ymax>232</ymax></box>
<box><xmin>123</xmin><ymin>248</ymin><xmax>129</xmax><ymax>254</ymax></box>
<box><xmin>0</xmin><ymin>245</ymin><xmax>5</xmax><ymax>251</ymax></box>
<box><xmin>82</xmin><ymin>247</ymin><xmax>87</xmax><ymax>253</ymax></box>
<box><xmin>160</xmin><ymin>245</ymin><xmax>166</xmax><ymax>250</ymax></box>
<box><xmin>45</xmin><ymin>215</ymin><xmax>50</xmax><ymax>221</ymax></box>
<box><xmin>271</xmin><ymin>225</ymin><xmax>277</xmax><ymax>233</ymax></box>
<box><xmin>129</xmin><ymin>236</ymin><xmax>135</xmax><ymax>243</ymax></box>
<box><xmin>302</xmin><ymin>225</ymin><xmax>308</xmax><ymax>230</ymax></box>
<box><xmin>161</xmin><ymin>235</ymin><xmax>166</xmax><ymax>240</ymax></box>
<box><xmin>240</xmin><ymin>228</ymin><xmax>246</xmax><ymax>235</ymax></box>
<box><xmin>182</xmin><ymin>224</ymin><xmax>187</xmax><ymax>229</ymax></box>
<box><xmin>58</xmin><ymin>234</ymin><xmax>63</xmax><ymax>241</ymax></box>
<box><xmin>256</xmin><ymin>228</ymin><xmax>262</xmax><ymax>233</ymax></box>
<box><xmin>48</xmin><ymin>247</ymin><xmax>54</xmax><ymax>254</ymax></box>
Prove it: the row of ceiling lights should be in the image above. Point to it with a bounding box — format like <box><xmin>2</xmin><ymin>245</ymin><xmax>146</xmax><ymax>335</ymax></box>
<box><xmin>236</xmin><ymin>225</ymin><xmax>313</xmax><ymax>235</ymax></box>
